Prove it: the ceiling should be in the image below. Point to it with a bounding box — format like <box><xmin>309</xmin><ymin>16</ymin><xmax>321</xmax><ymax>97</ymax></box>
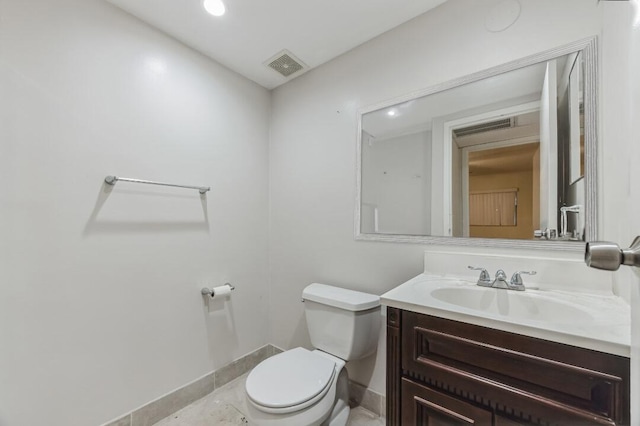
<box><xmin>469</xmin><ymin>142</ymin><xmax>539</xmax><ymax>176</ymax></box>
<box><xmin>105</xmin><ymin>0</ymin><xmax>448</xmax><ymax>89</ymax></box>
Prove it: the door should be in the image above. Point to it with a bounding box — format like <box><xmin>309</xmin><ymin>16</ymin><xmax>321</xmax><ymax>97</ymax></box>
<box><xmin>401</xmin><ymin>379</ymin><xmax>493</xmax><ymax>425</ymax></box>
<box><xmin>627</xmin><ymin>3</ymin><xmax>640</xmax><ymax>422</ymax></box>
<box><xmin>602</xmin><ymin>1</ymin><xmax>640</xmax><ymax>422</ymax></box>
<box><xmin>538</xmin><ymin>60</ymin><xmax>558</xmax><ymax>231</ymax></box>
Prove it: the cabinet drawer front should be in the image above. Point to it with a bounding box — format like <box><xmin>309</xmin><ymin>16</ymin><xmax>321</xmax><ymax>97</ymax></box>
<box><xmin>410</xmin><ymin>357</ymin><xmax>616</xmax><ymax>425</ymax></box>
<box><xmin>401</xmin><ymin>378</ymin><xmax>493</xmax><ymax>425</ymax></box>
<box><xmin>413</xmin><ymin>326</ymin><xmax>620</xmax><ymax>402</ymax></box>
<box><xmin>402</xmin><ymin>313</ymin><xmax>629</xmax><ymax>424</ymax></box>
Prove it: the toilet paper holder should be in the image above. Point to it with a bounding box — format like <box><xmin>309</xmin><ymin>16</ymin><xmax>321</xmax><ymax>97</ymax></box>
<box><xmin>201</xmin><ymin>283</ymin><xmax>235</xmax><ymax>297</ymax></box>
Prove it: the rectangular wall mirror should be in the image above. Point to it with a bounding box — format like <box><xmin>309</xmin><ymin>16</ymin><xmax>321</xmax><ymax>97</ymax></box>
<box><xmin>355</xmin><ymin>38</ymin><xmax>597</xmax><ymax>250</ymax></box>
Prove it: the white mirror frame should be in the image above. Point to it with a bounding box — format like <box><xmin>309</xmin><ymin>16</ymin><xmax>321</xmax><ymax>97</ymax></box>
<box><xmin>355</xmin><ymin>37</ymin><xmax>598</xmax><ymax>252</ymax></box>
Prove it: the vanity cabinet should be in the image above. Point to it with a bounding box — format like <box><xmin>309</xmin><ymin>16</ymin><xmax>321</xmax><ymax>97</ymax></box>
<box><xmin>401</xmin><ymin>379</ymin><xmax>493</xmax><ymax>425</ymax></box>
<box><xmin>386</xmin><ymin>308</ymin><xmax>630</xmax><ymax>425</ymax></box>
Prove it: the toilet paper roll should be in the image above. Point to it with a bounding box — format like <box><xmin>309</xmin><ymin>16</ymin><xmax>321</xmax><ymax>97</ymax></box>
<box><xmin>210</xmin><ymin>285</ymin><xmax>232</xmax><ymax>299</ymax></box>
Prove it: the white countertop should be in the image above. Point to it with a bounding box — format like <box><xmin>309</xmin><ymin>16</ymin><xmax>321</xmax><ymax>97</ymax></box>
<box><xmin>381</xmin><ymin>273</ymin><xmax>631</xmax><ymax>357</ymax></box>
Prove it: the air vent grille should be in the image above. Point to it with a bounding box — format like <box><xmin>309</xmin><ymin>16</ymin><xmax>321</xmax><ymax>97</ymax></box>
<box><xmin>454</xmin><ymin>118</ymin><xmax>514</xmax><ymax>137</ymax></box>
<box><xmin>265</xmin><ymin>50</ymin><xmax>306</xmax><ymax>77</ymax></box>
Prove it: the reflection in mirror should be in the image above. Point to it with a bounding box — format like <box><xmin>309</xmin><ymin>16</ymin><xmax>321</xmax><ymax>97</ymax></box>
<box><xmin>357</xmin><ymin>39</ymin><xmax>596</xmax><ymax>247</ymax></box>
<box><xmin>466</xmin><ymin>141</ymin><xmax>539</xmax><ymax>240</ymax></box>
<box><xmin>568</xmin><ymin>51</ymin><xmax>585</xmax><ymax>184</ymax></box>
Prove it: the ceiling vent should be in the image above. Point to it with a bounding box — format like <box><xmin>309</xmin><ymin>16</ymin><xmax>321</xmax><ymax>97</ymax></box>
<box><xmin>453</xmin><ymin>118</ymin><xmax>514</xmax><ymax>137</ymax></box>
<box><xmin>265</xmin><ymin>50</ymin><xmax>306</xmax><ymax>78</ymax></box>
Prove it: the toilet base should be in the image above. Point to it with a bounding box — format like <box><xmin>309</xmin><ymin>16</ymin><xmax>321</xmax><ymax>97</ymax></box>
<box><xmin>321</xmin><ymin>365</ymin><xmax>349</xmax><ymax>426</ymax></box>
<box><xmin>321</xmin><ymin>398</ymin><xmax>349</xmax><ymax>426</ymax></box>
<box><xmin>246</xmin><ymin>353</ymin><xmax>349</xmax><ymax>426</ymax></box>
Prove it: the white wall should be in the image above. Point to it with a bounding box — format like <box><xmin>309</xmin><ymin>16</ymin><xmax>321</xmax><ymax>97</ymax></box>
<box><xmin>269</xmin><ymin>0</ymin><xmax>603</xmax><ymax>395</ymax></box>
<box><xmin>361</xmin><ymin>131</ymin><xmax>431</xmax><ymax>235</ymax></box>
<box><xmin>0</xmin><ymin>1</ymin><xmax>270</xmax><ymax>425</ymax></box>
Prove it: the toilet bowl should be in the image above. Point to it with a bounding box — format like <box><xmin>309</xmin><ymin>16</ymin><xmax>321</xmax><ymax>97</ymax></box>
<box><xmin>245</xmin><ymin>348</ymin><xmax>348</xmax><ymax>426</ymax></box>
<box><xmin>245</xmin><ymin>283</ymin><xmax>380</xmax><ymax>426</ymax></box>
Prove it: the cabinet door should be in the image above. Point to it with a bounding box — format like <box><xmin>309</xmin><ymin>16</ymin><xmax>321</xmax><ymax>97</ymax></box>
<box><xmin>401</xmin><ymin>378</ymin><xmax>493</xmax><ymax>425</ymax></box>
<box><xmin>401</xmin><ymin>312</ymin><xmax>629</xmax><ymax>425</ymax></box>
<box><xmin>494</xmin><ymin>415</ymin><xmax>527</xmax><ymax>426</ymax></box>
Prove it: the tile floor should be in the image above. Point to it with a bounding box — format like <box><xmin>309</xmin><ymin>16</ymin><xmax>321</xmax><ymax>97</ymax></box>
<box><xmin>153</xmin><ymin>372</ymin><xmax>385</xmax><ymax>426</ymax></box>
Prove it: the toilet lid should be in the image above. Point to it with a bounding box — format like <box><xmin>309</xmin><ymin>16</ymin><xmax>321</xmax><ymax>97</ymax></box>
<box><xmin>245</xmin><ymin>348</ymin><xmax>336</xmax><ymax>409</ymax></box>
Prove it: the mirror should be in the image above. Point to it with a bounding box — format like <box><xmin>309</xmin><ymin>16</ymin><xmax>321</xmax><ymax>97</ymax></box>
<box><xmin>356</xmin><ymin>38</ymin><xmax>597</xmax><ymax>249</ymax></box>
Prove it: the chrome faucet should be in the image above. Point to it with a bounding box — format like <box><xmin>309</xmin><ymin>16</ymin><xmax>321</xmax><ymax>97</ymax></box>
<box><xmin>509</xmin><ymin>270</ymin><xmax>537</xmax><ymax>290</ymax></box>
<box><xmin>468</xmin><ymin>266</ymin><xmax>536</xmax><ymax>291</ymax></box>
<box><xmin>467</xmin><ymin>266</ymin><xmax>491</xmax><ymax>286</ymax></box>
<box><xmin>492</xmin><ymin>269</ymin><xmax>510</xmax><ymax>289</ymax></box>
<box><xmin>534</xmin><ymin>228</ymin><xmax>558</xmax><ymax>240</ymax></box>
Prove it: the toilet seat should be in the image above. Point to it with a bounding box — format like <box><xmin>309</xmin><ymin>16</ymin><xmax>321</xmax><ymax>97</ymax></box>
<box><xmin>246</xmin><ymin>347</ymin><xmax>336</xmax><ymax>414</ymax></box>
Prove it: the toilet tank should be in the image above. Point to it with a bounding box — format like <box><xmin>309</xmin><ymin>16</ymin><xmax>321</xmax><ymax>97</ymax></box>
<box><xmin>302</xmin><ymin>283</ymin><xmax>380</xmax><ymax>361</ymax></box>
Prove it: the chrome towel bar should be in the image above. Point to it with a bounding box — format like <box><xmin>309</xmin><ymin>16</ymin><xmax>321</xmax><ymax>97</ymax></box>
<box><xmin>104</xmin><ymin>175</ymin><xmax>210</xmax><ymax>194</ymax></box>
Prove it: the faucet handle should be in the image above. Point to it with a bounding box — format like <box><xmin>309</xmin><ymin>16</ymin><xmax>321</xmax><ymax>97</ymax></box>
<box><xmin>468</xmin><ymin>266</ymin><xmax>491</xmax><ymax>284</ymax></box>
<box><xmin>510</xmin><ymin>270</ymin><xmax>537</xmax><ymax>287</ymax></box>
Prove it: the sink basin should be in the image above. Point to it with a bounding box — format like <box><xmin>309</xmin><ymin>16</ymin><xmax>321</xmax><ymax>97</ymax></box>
<box><xmin>380</xmin><ymin>273</ymin><xmax>630</xmax><ymax>357</ymax></box>
<box><xmin>430</xmin><ymin>286</ymin><xmax>594</xmax><ymax>323</ymax></box>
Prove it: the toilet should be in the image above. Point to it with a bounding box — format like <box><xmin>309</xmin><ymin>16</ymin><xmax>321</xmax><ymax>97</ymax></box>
<box><xmin>245</xmin><ymin>283</ymin><xmax>381</xmax><ymax>426</ymax></box>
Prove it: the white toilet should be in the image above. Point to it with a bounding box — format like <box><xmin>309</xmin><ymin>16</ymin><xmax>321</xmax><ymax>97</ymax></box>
<box><xmin>245</xmin><ymin>283</ymin><xmax>381</xmax><ymax>426</ymax></box>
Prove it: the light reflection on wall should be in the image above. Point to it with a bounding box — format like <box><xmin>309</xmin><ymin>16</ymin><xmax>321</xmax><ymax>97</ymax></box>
<box><xmin>145</xmin><ymin>57</ymin><xmax>167</xmax><ymax>75</ymax></box>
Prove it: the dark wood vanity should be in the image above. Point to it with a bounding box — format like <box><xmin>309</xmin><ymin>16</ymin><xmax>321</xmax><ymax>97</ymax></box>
<box><xmin>386</xmin><ymin>308</ymin><xmax>630</xmax><ymax>425</ymax></box>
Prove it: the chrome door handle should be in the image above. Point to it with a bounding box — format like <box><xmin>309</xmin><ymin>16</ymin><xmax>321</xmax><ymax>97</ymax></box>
<box><xmin>585</xmin><ymin>236</ymin><xmax>640</xmax><ymax>270</ymax></box>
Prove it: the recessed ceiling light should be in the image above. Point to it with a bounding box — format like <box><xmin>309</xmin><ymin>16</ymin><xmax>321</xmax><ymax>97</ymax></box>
<box><xmin>203</xmin><ymin>0</ymin><xmax>226</xmax><ymax>16</ymax></box>
<box><xmin>387</xmin><ymin>110</ymin><xmax>396</xmax><ymax>117</ymax></box>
